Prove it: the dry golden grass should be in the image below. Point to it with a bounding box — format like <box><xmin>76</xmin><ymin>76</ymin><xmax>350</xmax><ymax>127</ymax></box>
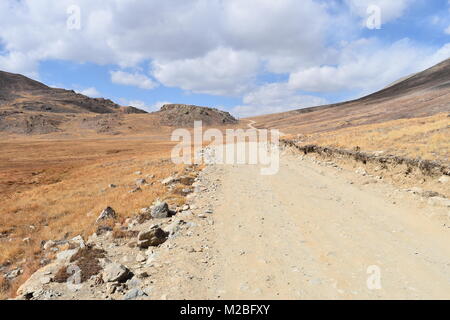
<box><xmin>294</xmin><ymin>113</ymin><xmax>449</xmax><ymax>163</ymax></box>
<box><xmin>0</xmin><ymin>134</ymin><xmax>191</xmax><ymax>299</ymax></box>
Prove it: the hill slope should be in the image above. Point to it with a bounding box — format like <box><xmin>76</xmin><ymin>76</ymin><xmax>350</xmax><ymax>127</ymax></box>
<box><xmin>0</xmin><ymin>70</ymin><xmax>146</xmax><ymax>114</ymax></box>
<box><xmin>157</xmin><ymin>104</ymin><xmax>238</xmax><ymax>127</ymax></box>
<box><xmin>249</xmin><ymin>58</ymin><xmax>450</xmax><ymax>134</ymax></box>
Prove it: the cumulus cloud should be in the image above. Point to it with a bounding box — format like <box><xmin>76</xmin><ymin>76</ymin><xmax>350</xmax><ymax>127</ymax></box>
<box><xmin>79</xmin><ymin>87</ymin><xmax>101</xmax><ymax>97</ymax></box>
<box><xmin>231</xmin><ymin>83</ymin><xmax>328</xmax><ymax>118</ymax></box>
<box><xmin>288</xmin><ymin>39</ymin><xmax>450</xmax><ymax>94</ymax></box>
<box><xmin>0</xmin><ymin>0</ymin><xmax>448</xmax><ymax>117</ymax></box>
<box><xmin>152</xmin><ymin>47</ymin><xmax>260</xmax><ymax>96</ymax></box>
<box><xmin>110</xmin><ymin>70</ymin><xmax>158</xmax><ymax>90</ymax></box>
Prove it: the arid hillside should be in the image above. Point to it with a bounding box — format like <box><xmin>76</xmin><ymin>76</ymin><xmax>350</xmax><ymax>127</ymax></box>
<box><xmin>249</xmin><ymin>59</ymin><xmax>450</xmax><ymax>164</ymax></box>
<box><xmin>249</xmin><ymin>58</ymin><xmax>450</xmax><ymax>135</ymax></box>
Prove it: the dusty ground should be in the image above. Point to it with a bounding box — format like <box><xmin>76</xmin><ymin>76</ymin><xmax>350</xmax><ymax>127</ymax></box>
<box><xmin>147</xmin><ymin>151</ymin><xmax>449</xmax><ymax>300</ymax></box>
<box><xmin>10</xmin><ymin>143</ymin><xmax>450</xmax><ymax>300</ymax></box>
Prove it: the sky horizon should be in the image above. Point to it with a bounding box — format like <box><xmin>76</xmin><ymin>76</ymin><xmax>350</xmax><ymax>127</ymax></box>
<box><xmin>0</xmin><ymin>0</ymin><xmax>449</xmax><ymax>117</ymax></box>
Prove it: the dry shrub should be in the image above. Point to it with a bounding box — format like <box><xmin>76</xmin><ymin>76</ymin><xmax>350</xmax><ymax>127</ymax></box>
<box><xmin>54</xmin><ymin>245</ymin><xmax>106</xmax><ymax>283</ymax></box>
<box><xmin>0</xmin><ymin>276</ymin><xmax>10</xmax><ymax>294</ymax></box>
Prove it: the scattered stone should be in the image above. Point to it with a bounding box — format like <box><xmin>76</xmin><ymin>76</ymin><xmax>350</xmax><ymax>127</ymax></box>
<box><xmin>6</xmin><ymin>268</ymin><xmax>23</xmax><ymax>280</ymax></box>
<box><xmin>137</xmin><ymin>226</ymin><xmax>169</xmax><ymax>248</ymax></box>
<box><xmin>40</xmin><ymin>276</ymin><xmax>51</xmax><ymax>285</ymax></box>
<box><xmin>96</xmin><ymin>225</ymin><xmax>113</xmax><ymax>236</ymax></box>
<box><xmin>135</xmin><ymin>178</ymin><xmax>147</xmax><ymax>186</ymax></box>
<box><xmin>56</xmin><ymin>249</ymin><xmax>78</xmax><ymax>262</ymax></box>
<box><xmin>161</xmin><ymin>176</ymin><xmax>179</xmax><ymax>185</ymax></box>
<box><xmin>43</xmin><ymin>240</ymin><xmax>56</xmax><ymax>250</ymax></box>
<box><xmin>151</xmin><ymin>201</ymin><xmax>170</xmax><ymax>219</ymax></box>
<box><xmin>182</xmin><ymin>204</ymin><xmax>190</xmax><ymax>211</ymax></box>
<box><xmin>123</xmin><ymin>288</ymin><xmax>147</xmax><ymax>300</ymax></box>
<box><xmin>129</xmin><ymin>187</ymin><xmax>142</xmax><ymax>193</ymax></box>
<box><xmin>96</xmin><ymin>207</ymin><xmax>117</xmax><ymax>223</ymax></box>
<box><xmin>102</xmin><ymin>263</ymin><xmax>132</xmax><ymax>283</ymax></box>
<box><xmin>438</xmin><ymin>175</ymin><xmax>449</xmax><ymax>184</ymax></box>
<box><xmin>355</xmin><ymin>167</ymin><xmax>367</xmax><ymax>176</ymax></box>
<box><xmin>134</xmin><ymin>171</ymin><xmax>142</xmax><ymax>175</ymax></box>
<box><xmin>136</xmin><ymin>253</ymin><xmax>147</xmax><ymax>263</ymax></box>
<box><xmin>108</xmin><ymin>184</ymin><xmax>117</xmax><ymax>188</ymax></box>
<box><xmin>70</xmin><ymin>235</ymin><xmax>85</xmax><ymax>249</ymax></box>
<box><xmin>166</xmin><ymin>219</ymin><xmax>187</xmax><ymax>237</ymax></box>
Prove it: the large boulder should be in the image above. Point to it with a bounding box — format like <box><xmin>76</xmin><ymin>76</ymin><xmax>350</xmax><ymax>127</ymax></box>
<box><xmin>151</xmin><ymin>201</ymin><xmax>169</xmax><ymax>219</ymax></box>
<box><xmin>102</xmin><ymin>263</ymin><xmax>131</xmax><ymax>283</ymax></box>
<box><xmin>137</xmin><ymin>225</ymin><xmax>168</xmax><ymax>248</ymax></box>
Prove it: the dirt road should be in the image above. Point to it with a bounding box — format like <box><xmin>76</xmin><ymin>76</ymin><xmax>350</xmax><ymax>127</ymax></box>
<box><xmin>172</xmin><ymin>152</ymin><xmax>450</xmax><ymax>300</ymax></box>
<box><xmin>16</xmin><ymin>148</ymin><xmax>450</xmax><ymax>300</ymax></box>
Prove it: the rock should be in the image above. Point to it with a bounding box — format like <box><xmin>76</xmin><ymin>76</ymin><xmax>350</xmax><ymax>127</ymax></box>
<box><xmin>355</xmin><ymin>167</ymin><xmax>367</xmax><ymax>176</ymax></box>
<box><xmin>70</xmin><ymin>235</ymin><xmax>85</xmax><ymax>249</ymax></box>
<box><xmin>43</xmin><ymin>240</ymin><xmax>56</xmax><ymax>250</ymax></box>
<box><xmin>161</xmin><ymin>176</ymin><xmax>179</xmax><ymax>185</ymax></box>
<box><xmin>166</xmin><ymin>219</ymin><xmax>186</xmax><ymax>237</ymax></box>
<box><xmin>135</xmin><ymin>178</ymin><xmax>147</xmax><ymax>186</ymax></box>
<box><xmin>6</xmin><ymin>268</ymin><xmax>23</xmax><ymax>279</ymax></box>
<box><xmin>129</xmin><ymin>187</ymin><xmax>142</xmax><ymax>193</ymax></box>
<box><xmin>40</xmin><ymin>276</ymin><xmax>51</xmax><ymax>285</ymax></box>
<box><xmin>151</xmin><ymin>201</ymin><xmax>170</xmax><ymax>219</ymax></box>
<box><xmin>137</xmin><ymin>226</ymin><xmax>168</xmax><ymax>248</ymax></box>
<box><xmin>126</xmin><ymin>277</ymin><xmax>142</xmax><ymax>288</ymax></box>
<box><xmin>428</xmin><ymin>197</ymin><xmax>450</xmax><ymax>208</ymax></box>
<box><xmin>123</xmin><ymin>288</ymin><xmax>147</xmax><ymax>300</ymax></box>
<box><xmin>96</xmin><ymin>207</ymin><xmax>117</xmax><ymax>223</ymax></box>
<box><xmin>136</xmin><ymin>253</ymin><xmax>147</xmax><ymax>263</ymax></box>
<box><xmin>96</xmin><ymin>225</ymin><xmax>113</xmax><ymax>236</ymax></box>
<box><xmin>182</xmin><ymin>204</ymin><xmax>190</xmax><ymax>211</ymax></box>
<box><xmin>134</xmin><ymin>171</ymin><xmax>142</xmax><ymax>175</ymax></box>
<box><xmin>438</xmin><ymin>175</ymin><xmax>449</xmax><ymax>184</ymax></box>
<box><xmin>103</xmin><ymin>263</ymin><xmax>132</xmax><ymax>283</ymax></box>
<box><xmin>56</xmin><ymin>249</ymin><xmax>78</xmax><ymax>262</ymax></box>
<box><xmin>108</xmin><ymin>184</ymin><xmax>117</xmax><ymax>188</ymax></box>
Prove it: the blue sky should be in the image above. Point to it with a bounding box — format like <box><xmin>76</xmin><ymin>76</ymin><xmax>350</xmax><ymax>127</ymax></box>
<box><xmin>0</xmin><ymin>0</ymin><xmax>449</xmax><ymax>117</ymax></box>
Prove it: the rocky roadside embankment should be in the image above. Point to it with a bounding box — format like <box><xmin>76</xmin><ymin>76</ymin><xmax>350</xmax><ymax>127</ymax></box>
<box><xmin>13</xmin><ymin>164</ymin><xmax>221</xmax><ymax>300</ymax></box>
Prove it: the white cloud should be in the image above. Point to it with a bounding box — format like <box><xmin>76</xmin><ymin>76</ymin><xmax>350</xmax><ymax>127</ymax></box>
<box><xmin>288</xmin><ymin>39</ymin><xmax>450</xmax><ymax>94</ymax></box>
<box><xmin>110</xmin><ymin>70</ymin><xmax>158</xmax><ymax>90</ymax></box>
<box><xmin>445</xmin><ymin>25</ymin><xmax>450</xmax><ymax>35</ymax></box>
<box><xmin>232</xmin><ymin>83</ymin><xmax>328</xmax><ymax>118</ymax></box>
<box><xmin>79</xmin><ymin>87</ymin><xmax>101</xmax><ymax>97</ymax></box>
<box><xmin>152</xmin><ymin>47</ymin><xmax>260</xmax><ymax>96</ymax></box>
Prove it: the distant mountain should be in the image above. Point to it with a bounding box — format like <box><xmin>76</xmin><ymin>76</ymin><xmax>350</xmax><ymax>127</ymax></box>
<box><xmin>157</xmin><ymin>104</ymin><xmax>238</xmax><ymax>126</ymax></box>
<box><xmin>249</xmin><ymin>58</ymin><xmax>450</xmax><ymax>133</ymax></box>
<box><xmin>0</xmin><ymin>70</ymin><xmax>146</xmax><ymax>114</ymax></box>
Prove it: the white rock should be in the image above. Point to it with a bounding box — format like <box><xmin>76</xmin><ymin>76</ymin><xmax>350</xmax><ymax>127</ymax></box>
<box><xmin>438</xmin><ymin>175</ymin><xmax>449</xmax><ymax>184</ymax></box>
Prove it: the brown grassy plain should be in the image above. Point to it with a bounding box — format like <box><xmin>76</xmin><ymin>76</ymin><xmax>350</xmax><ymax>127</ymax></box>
<box><xmin>0</xmin><ymin>126</ymin><xmax>189</xmax><ymax>298</ymax></box>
